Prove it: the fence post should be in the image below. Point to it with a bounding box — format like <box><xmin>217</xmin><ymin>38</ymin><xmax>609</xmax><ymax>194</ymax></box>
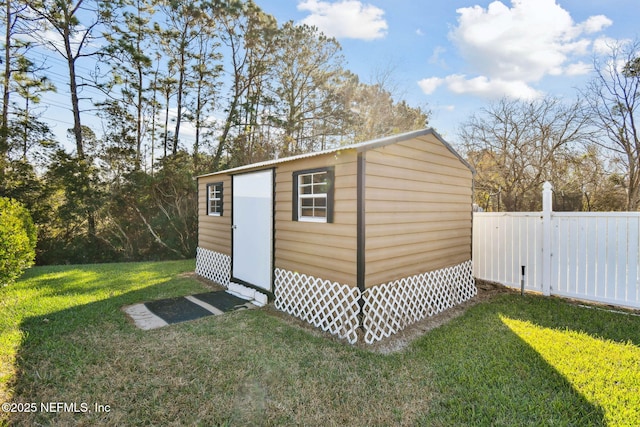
<box><xmin>542</xmin><ymin>182</ymin><xmax>553</xmax><ymax>296</ymax></box>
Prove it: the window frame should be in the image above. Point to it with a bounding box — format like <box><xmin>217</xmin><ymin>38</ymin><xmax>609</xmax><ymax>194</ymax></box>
<box><xmin>206</xmin><ymin>182</ymin><xmax>224</xmax><ymax>216</ymax></box>
<box><xmin>292</xmin><ymin>166</ymin><xmax>334</xmax><ymax>223</ymax></box>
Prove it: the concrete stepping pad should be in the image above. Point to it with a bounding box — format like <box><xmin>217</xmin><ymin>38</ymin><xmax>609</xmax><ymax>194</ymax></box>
<box><xmin>123</xmin><ymin>290</ymin><xmax>257</xmax><ymax>330</ymax></box>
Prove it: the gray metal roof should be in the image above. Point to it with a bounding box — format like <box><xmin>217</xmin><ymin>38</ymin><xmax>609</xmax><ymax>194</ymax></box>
<box><xmin>196</xmin><ymin>128</ymin><xmax>473</xmax><ymax>178</ymax></box>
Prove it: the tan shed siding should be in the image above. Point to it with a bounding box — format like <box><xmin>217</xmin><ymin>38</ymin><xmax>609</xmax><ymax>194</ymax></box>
<box><xmin>364</xmin><ymin>135</ymin><xmax>473</xmax><ymax>288</ymax></box>
<box><xmin>274</xmin><ymin>151</ymin><xmax>359</xmax><ymax>287</ymax></box>
<box><xmin>197</xmin><ymin>175</ymin><xmax>232</xmax><ymax>255</ymax></box>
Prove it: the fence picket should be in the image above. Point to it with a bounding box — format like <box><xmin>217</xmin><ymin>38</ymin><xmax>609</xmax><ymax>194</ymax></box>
<box><xmin>596</xmin><ymin>216</ymin><xmax>608</xmax><ymax>299</ymax></box>
<box><xmin>628</xmin><ymin>218</ymin><xmax>639</xmax><ymax>304</ymax></box>
<box><xmin>473</xmin><ymin>183</ymin><xmax>640</xmax><ymax>309</ymax></box>
<box><xmin>576</xmin><ymin>217</ymin><xmax>588</xmax><ymax>296</ymax></box>
<box><xmin>617</xmin><ymin>218</ymin><xmax>628</xmax><ymax>301</ymax></box>
<box><xmin>585</xmin><ymin>221</ymin><xmax>597</xmax><ymax>299</ymax></box>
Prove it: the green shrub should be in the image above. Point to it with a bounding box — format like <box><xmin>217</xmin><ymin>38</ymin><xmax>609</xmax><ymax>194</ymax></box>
<box><xmin>0</xmin><ymin>197</ymin><xmax>37</xmax><ymax>286</ymax></box>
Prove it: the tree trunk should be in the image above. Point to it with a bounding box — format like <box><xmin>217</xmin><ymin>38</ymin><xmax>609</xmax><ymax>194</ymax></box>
<box><xmin>163</xmin><ymin>89</ymin><xmax>170</xmax><ymax>158</ymax></box>
<box><xmin>193</xmin><ymin>79</ymin><xmax>202</xmax><ymax>171</ymax></box>
<box><xmin>1</xmin><ymin>0</ymin><xmax>12</xmax><ymax>187</ymax></box>
<box><xmin>173</xmin><ymin>47</ymin><xmax>186</xmax><ymax>155</ymax></box>
<box><xmin>64</xmin><ymin>28</ymin><xmax>84</xmax><ymax>159</ymax></box>
<box><xmin>213</xmin><ymin>95</ymin><xmax>238</xmax><ymax>170</ymax></box>
<box><xmin>22</xmin><ymin>97</ymin><xmax>29</xmax><ymax>159</ymax></box>
<box><xmin>135</xmin><ymin>59</ymin><xmax>143</xmax><ymax>169</ymax></box>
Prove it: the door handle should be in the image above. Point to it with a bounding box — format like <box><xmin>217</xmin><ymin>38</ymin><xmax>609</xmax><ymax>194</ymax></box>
<box><xmin>232</xmin><ymin>225</ymin><xmax>237</xmax><ymax>230</ymax></box>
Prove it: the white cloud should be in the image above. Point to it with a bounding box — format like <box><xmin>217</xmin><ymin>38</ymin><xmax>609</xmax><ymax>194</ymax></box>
<box><xmin>592</xmin><ymin>36</ymin><xmax>632</xmax><ymax>55</ymax></box>
<box><xmin>577</xmin><ymin>15</ymin><xmax>613</xmax><ymax>34</ymax></box>
<box><xmin>429</xmin><ymin>46</ymin><xmax>447</xmax><ymax>68</ymax></box>
<box><xmin>450</xmin><ymin>0</ymin><xmax>605</xmax><ymax>82</ymax></box>
<box><xmin>420</xmin><ymin>74</ymin><xmax>541</xmax><ymax>100</ymax></box>
<box><xmin>419</xmin><ymin>0</ymin><xmax>612</xmax><ymax>100</ymax></box>
<box><xmin>564</xmin><ymin>61</ymin><xmax>591</xmax><ymax>76</ymax></box>
<box><xmin>447</xmin><ymin>75</ymin><xmax>541</xmax><ymax>99</ymax></box>
<box><xmin>298</xmin><ymin>0</ymin><xmax>388</xmax><ymax>41</ymax></box>
<box><xmin>593</xmin><ymin>36</ymin><xmax>617</xmax><ymax>54</ymax></box>
<box><xmin>418</xmin><ymin>77</ymin><xmax>444</xmax><ymax>94</ymax></box>
<box><xmin>24</xmin><ymin>27</ymin><xmax>90</xmax><ymax>57</ymax></box>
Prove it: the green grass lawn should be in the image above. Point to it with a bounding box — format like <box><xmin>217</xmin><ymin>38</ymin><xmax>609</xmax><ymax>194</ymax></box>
<box><xmin>1</xmin><ymin>261</ymin><xmax>639</xmax><ymax>426</ymax></box>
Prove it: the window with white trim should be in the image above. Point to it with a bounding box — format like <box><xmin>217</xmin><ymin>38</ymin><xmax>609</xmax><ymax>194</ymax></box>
<box><xmin>207</xmin><ymin>182</ymin><xmax>223</xmax><ymax>216</ymax></box>
<box><xmin>293</xmin><ymin>167</ymin><xmax>334</xmax><ymax>223</ymax></box>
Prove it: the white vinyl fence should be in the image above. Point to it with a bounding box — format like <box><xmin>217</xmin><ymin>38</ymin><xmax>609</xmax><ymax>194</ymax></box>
<box><xmin>473</xmin><ymin>182</ymin><xmax>640</xmax><ymax>309</ymax></box>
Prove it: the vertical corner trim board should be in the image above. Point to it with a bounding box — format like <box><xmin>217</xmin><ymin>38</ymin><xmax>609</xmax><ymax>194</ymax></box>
<box><xmin>195</xmin><ymin>247</ymin><xmax>231</xmax><ymax>288</ymax></box>
<box><xmin>195</xmin><ymin>247</ymin><xmax>476</xmax><ymax>345</ymax></box>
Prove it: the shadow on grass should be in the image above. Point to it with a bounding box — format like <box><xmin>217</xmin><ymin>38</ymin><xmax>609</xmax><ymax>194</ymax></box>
<box><xmin>2</xmin><ymin>260</ymin><xmax>208</xmax><ymax>426</ymax></box>
<box><xmin>496</xmin><ymin>294</ymin><xmax>640</xmax><ymax>426</ymax></box>
<box><xmin>412</xmin><ymin>294</ymin><xmax>619</xmax><ymax>426</ymax></box>
<box><xmin>5</xmin><ymin>271</ymin><xmax>638</xmax><ymax>426</ymax></box>
<box><xmin>495</xmin><ymin>293</ymin><xmax>640</xmax><ymax>347</ymax></box>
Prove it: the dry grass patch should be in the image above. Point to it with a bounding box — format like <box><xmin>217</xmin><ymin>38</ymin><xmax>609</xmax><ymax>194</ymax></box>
<box><xmin>11</xmin><ymin>311</ymin><xmax>435</xmax><ymax>426</ymax></box>
<box><xmin>3</xmin><ymin>262</ymin><xmax>639</xmax><ymax>426</ymax></box>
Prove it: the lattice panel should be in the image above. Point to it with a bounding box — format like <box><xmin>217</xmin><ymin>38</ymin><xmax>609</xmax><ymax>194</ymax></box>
<box><xmin>274</xmin><ymin>268</ymin><xmax>361</xmax><ymax>344</ymax></box>
<box><xmin>453</xmin><ymin>260</ymin><xmax>476</xmax><ymax>303</ymax></box>
<box><xmin>362</xmin><ymin>260</ymin><xmax>476</xmax><ymax>344</ymax></box>
<box><xmin>195</xmin><ymin>247</ymin><xmax>231</xmax><ymax>287</ymax></box>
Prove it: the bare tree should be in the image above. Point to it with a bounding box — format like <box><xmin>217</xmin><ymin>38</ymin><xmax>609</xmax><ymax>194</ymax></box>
<box><xmin>459</xmin><ymin>97</ymin><xmax>591</xmax><ymax>211</ymax></box>
<box><xmin>583</xmin><ymin>39</ymin><xmax>640</xmax><ymax>210</ymax></box>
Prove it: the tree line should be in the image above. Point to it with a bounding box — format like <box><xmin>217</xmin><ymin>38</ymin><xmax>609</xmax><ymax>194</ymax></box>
<box><xmin>0</xmin><ymin>0</ymin><xmax>428</xmax><ymax>264</ymax></box>
<box><xmin>460</xmin><ymin>40</ymin><xmax>640</xmax><ymax>213</ymax></box>
<box><xmin>1</xmin><ymin>0</ymin><xmax>638</xmax><ymax>265</ymax></box>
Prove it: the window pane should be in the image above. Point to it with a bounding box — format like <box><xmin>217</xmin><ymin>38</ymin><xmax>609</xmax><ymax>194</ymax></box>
<box><xmin>208</xmin><ymin>183</ymin><xmax>223</xmax><ymax>215</ymax></box>
<box><xmin>315</xmin><ymin>183</ymin><xmax>328</xmax><ymax>194</ymax></box>
<box><xmin>296</xmin><ymin>169</ymin><xmax>331</xmax><ymax>222</ymax></box>
<box><xmin>313</xmin><ymin>172</ymin><xmax>326</xmax><ymax>184</ymax></box>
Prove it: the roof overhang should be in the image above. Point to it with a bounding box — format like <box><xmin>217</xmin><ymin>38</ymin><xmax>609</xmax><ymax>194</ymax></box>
<box><xmin>196</xmin><ymin>128</ymin><xmax>474</xmax><ymax>179</ymax></box>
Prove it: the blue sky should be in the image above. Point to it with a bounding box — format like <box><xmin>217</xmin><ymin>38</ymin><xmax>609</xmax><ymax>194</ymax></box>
<box><xmin>258</xmin><ymin>0</ymin><xmax>638</xmax><ymax>141</ymax></box>
<box><xmin>29</xmin><ymin>0</ymin><xmax>638</xmax><ymax>150</ymax></box>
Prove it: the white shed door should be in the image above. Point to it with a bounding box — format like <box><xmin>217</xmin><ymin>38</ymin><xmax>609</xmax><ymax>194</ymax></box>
<box><xmin>232</xmin><ymin>170</ymin><xmax>273</xmax><ymax>291</ymax></box>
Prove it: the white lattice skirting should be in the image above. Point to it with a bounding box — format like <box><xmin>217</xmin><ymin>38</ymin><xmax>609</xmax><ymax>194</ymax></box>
<box><xmin>274</xmin><ymin>268</ymin><xmax>361</xmax><ymax>344</ymax></box>
<box><xmin>362</xmin><ymin>260</ymin><xmax>476</xmax><ymax>344</ymax></box>
<box><xmin>195</xmin><ymin>247</ymin><xmax>231</xmax><ymax>287</ymax></box>
<box><xmin>195</xmin><ymin>255</ymin><xmax>475</xmax><ymax>344</ymax></box>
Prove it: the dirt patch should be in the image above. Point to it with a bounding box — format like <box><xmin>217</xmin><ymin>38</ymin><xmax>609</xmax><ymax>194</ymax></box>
<box><xmin>186</xmin><ymin>272</ymin><xmax>512</xmax><ymax>352</ymax></box>
<box><xmin>362</xmin><ymin>280</ymin><xmax>511</xmax><ymax>354</ymax></box>
<box><xmin>263</xmin><ymin>280</ymin><xmax>512</xmax><ymax>353</ymax></box>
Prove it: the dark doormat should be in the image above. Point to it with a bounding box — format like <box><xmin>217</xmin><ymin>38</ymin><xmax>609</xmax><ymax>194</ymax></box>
<box><xmin>192</xmin><ymin>291</ymin><xmax>253</xmax><ymax>312</ymax></box>
<box><xmin>144</xmin><ymin>297</ymin><xmax>213</xmax><ymax>324</ymax></box>
<box><xmin>123</xmin><ymin>290</ymin><xmax>257</xmax><ymax>330</ymax></box>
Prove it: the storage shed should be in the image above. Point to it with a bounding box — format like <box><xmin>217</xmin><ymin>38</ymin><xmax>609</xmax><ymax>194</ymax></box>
<box><xmin>195</xmin><ymin>128</ymin><xmax>477</xmax><ymax>343</ymax></box>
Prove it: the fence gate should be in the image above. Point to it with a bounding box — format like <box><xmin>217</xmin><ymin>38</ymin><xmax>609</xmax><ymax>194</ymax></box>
<box><xmin>473</xmin><ymin>182</ymin><xmax>640</xmax><ymax>309</ymax></box>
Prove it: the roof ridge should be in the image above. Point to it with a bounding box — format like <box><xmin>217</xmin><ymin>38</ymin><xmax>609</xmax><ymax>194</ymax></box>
<box><xmin>196</xmin><ymin>128</ymin><xmax>472</xmax><ymax>178</ymax></box>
